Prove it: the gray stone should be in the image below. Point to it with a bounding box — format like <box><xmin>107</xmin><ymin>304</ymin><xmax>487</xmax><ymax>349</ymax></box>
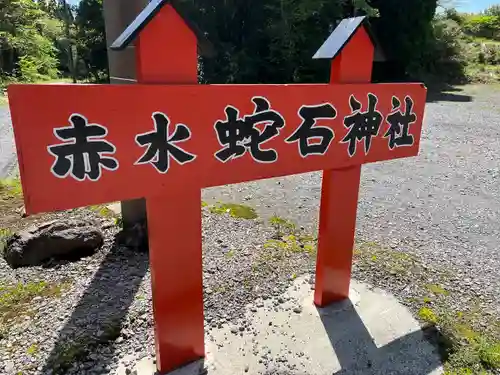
<box><xmin>3</xmin><ymin>220</ymin><xmax>104</xmax><ymax>268</ymax></box>
<box><xmin>4</xmin><ymin>360</ymin><xmax>15</xmax><ymax>372</ymax></box>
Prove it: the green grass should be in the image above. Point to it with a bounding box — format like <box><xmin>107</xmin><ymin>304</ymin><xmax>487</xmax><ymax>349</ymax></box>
<box><xmin>0</xmin><ymin>280</ymin><xmax>72</xmax><ymax>341</ymax></box>
<box><xmin>419</xmin><ymin>307</ymin><xmax>438</xmax><ymax>324</ymax></box>
<box><xmin>0</xmin><ymin>228</ymin><xmax>13</xmax><ymax>255</ymax></box>
<box><xmin>37</xmin><ymin>77</ymin><xmax>73</xmax><ymax>84</ymax></box>
<box><xmin>269</xmin><ymin>215</ymin><xmax>297</xmax><ymax>237</ymax></box>
<box><xmin>208</xmin><ymin>202</ymin><xmax>258</xmax><ymax>220</ymax></box>
<box><xmin>466</xmin><ymin>63</ymin><xmax>500</xmax><ymax>83</ymax></box>
<box><xmin>0</xmin><ymin>178</ymin><xmax>23</xmax><ymax>200</ymax></box>
<box><xmin>0</xmin><ymin>94</ymin><xmax>7</xmax><ymax>106</ymax></box>
<box><xmin>27</xmin><ymin>343</ymin><xmax>39</xmax><ymax>356</ymax></box>
<box><xmin>256</xmin><ymin>216</ymin><xmax>317</xmax><ymax>268</ymax></box>
<box><xmin>89</xmin><ymin>205</ymin><xmax>116</xmax><ymax>218</ymax></box>
<box><xmin>263</xmin><ymin>235</ymin><xmax>316</xmax><ymax>256</ymax></box>
<box><xmin>0</xmin><ymin>280</ymin><xmax>71</xmax><ymax>326</ymax></box>
<box><xmin>437</xmin><ymin>310</ymin><xmax>500</xmax><ymax>374</ymax></box>
<box><xmin>355</xmin><ymin>242</ymin><xmax>417</xmax><ymax>277</ymax></box>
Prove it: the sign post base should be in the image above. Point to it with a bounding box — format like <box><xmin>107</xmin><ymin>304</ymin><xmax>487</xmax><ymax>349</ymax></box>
<box><xmin>147</xmin><ymin>192</ymin><xmax>205</xmax><ymax>373</ymax></box>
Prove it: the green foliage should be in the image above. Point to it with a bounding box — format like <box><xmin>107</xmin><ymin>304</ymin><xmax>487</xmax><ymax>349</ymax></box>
<box><xmin>2</xmin><ymin>0</ymin><xmax>500</xmax><ymax>89</ymax></box>
<box><xmin>0</xmin><ymin>281</ymin><xmax>68</xmax><ymax>323</ymax></box>
<box><xmin>484</xmin><ymin>5</ymin><xmax>500</xmax><ymax>17</ymax></box>
<box><xmin>463</xmin><ymin>15</ymin><xmax>500</xmax><ymax>41</ymax></box>
<box><xmin>75</xmin><ymin>0</ymin><xmax>108</xmax><ymax>82</ymax></box>
<box><xmin>180</xmin><ymin>0</ymin><xmax>376</xmax><ymax>84</ymax></box>
<box><xmin>0</xmin><ymin>0</ymin><xmax>60</xmax><ymax>83</ymax></box>
<box><xmin>418</xmin><ymin>4</ymin><xmax>500</xmax><ymax>84</ymax></box>
<box><xmin>0</xmin><ymin>228</ymin><xmax>13</xmax><ymax>253</ymax></box>
<box><xmin>370</xmin><ymin>0</ymin><xmax>439</xmax><ymax>80</ymax></box>
<box><xmin>0</xmin><ymin>178</ymin><xmax>23</xmax><ymax>200</ymax></box>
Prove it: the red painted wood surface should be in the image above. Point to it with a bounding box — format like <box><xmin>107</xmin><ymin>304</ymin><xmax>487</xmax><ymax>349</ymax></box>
<box><xmin>315</xmin><ymin>26</ymin><xmax>375</xmax><ymax>306</ymax></box>
<box><xmin>135</xmin><ymin>4</ymin><xmax>198</xmax><ymax>84</ymax></box>
<box><xmin>135</xmin><ymin>4</ymin><xmax>204</xmax><ymax>373</ymax></box>
<box><xmin>147</xmin><ymin>190</ymin><xmax>204</xmax><ymax>371</ymax></box>
<box><xmin>8</xmin><ymin>82</ymin><xmax>426</xmax><ymax>216</ymax></box>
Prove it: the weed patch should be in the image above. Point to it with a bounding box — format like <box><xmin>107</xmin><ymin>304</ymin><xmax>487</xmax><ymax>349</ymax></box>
<box><xmin>269</xmin><ymin>215</ymin><xmax>297</xmax><ymax>238</ymax></box>
<box><xmin>89</xmin><ymin>205</ymin><xmax>117</xmax><ymax>219</ymax></box>
<box><xmin>27</xmin><ymin>343</ymin><xmax>39</xmax><ymax>356</ymax></box>
<box><xmin>263</xmin><ymin>235</ymin><xmax>316</xmax><ymax>259</ymax></box>
<box><xmin>0</xmin><ymin>178</ymin><xmax>23</xmax><ymax>201</ymax></box>
<box><xmin>257</xmin><ymin>216</ymin><xmax>317</xmax><ymax>268</ymax></box>
<box><xmin>0</xmin><ymin>280</ymin><xmax>72</xmax><ymax>333</ymax></box>
<box><xmin>419</xmin><ymin>307</ymin><xmax>438</xmax><ymax>324</ymax></box>
<box><xmin>0</xmin><ymin>227</ymin><xmax>13</xmax><ymax>252</ymax></box>
<box><xmin>208</xmin><ymin>202</ymin><xmax>258</xmax><ymax>220</ymax></box>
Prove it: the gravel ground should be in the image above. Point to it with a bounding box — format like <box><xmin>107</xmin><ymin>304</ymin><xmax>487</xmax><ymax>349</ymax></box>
<box><xmin>0</xmin><ymin>105</ymin><xmax>16</xmax><ymax>177</ymax></box>
<box><xmin>0</xmin><ymin>208</ymin><xmax>316</xmax><ymax>375</ymax></box>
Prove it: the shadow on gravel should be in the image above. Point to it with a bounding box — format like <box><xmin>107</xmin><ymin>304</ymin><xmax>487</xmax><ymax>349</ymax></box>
<box><xmin>426</xmin><ymin>84</ymin><xmax>473</xmax><ymax>103</ymax></box>
<box><xmin>40</xmin><ymin>240</ymin><xmax>149</xmax><ymax>374</ymax></box>
<box><xmin>317</xmin><ymin>301</ymin><xmax>443</xmax><ymax>375</ymax></box>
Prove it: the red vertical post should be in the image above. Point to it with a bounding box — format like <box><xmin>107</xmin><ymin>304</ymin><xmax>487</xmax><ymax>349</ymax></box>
<box><xmin>314</xmin><ymin>27</ymin><xmax>374</xmax><ymax>307</ymax></box>
<box><xmin>136</xmin><ymin>5</ymin><xmax>204</xmax><ymax>372</ymax></box>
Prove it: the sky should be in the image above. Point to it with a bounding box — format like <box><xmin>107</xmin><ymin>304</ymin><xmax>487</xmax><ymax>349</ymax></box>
<box><xmin>457</xmin><ymin>0</ymin><xmax>499</xmax><ymax>13</ymax></box>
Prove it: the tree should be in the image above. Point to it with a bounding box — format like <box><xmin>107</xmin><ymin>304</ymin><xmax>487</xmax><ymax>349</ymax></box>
<box><xmin>179</xmin><ymin>0</ymin><xmax>375</xmax><ymax>84</ymax></box>
<box><xmin>75</xmin><ymin>0</ymin><xmax>108</xmax><ymax>82</ymax></box>
<box><xmin>484</xmin><ymin>5</ymin><xmax>500</xmax><ymax>17</ymax></box>
<box><xmin>368</xmin><ymin>0</ymin><xmax>439</xmax><ymax>79</ymax></box>
<box><xmin>0</xmin><ymin>0</ymin><xmax>59</xmax><ymax>83</ymax></box>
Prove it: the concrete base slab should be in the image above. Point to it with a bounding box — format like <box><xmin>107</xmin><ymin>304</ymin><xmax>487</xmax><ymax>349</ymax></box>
<box><xmin>107</xmin><ymin>203</ymin><xmax>122</xmax><ymax>216</ymax></box>
<box><xmin>121</xmin><ymin>276</ymin><xmax>443</xmax><ymax>375</ymax></box>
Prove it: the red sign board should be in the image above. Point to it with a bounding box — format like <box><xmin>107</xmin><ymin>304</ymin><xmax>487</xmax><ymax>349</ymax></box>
<box><xmin>9</xmin><ymin>83</ymin><xmax>426</xmax><ymax>215</ymax></box>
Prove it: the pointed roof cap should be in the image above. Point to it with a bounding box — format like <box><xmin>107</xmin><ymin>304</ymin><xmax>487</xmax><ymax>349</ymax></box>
<box><xmin>313</xmin><ymin>16</ymin><xmax>384</xmax><ymax>62</ymax></box>
<box><xmin>110</xmin><ymin>0</ymin><xmax>214</xmax><ymax>57</ymax></box>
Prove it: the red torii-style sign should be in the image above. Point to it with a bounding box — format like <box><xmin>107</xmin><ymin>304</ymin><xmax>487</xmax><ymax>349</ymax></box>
<box><xmin>7</xmin><ymin>0</ymin><xmax>427</xmax><ymax>373</ymax></box>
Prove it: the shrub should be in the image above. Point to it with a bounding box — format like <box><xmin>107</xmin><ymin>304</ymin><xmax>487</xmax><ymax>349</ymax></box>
<box><xmin>463</xmin><ymin>15</ymin><xmax>500</xmax><ymax>41</ymax></box>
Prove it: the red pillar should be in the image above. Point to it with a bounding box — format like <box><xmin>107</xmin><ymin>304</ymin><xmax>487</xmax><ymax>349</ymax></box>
<box><xmin>314</xmin><ymin>27</ymin><xmax>374</xmax><ymax>306</ymax></box>
<box><xmin>136</xmin><ymin>5</ymin><xmax>204</xmax><ymax>372</ymax></box>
